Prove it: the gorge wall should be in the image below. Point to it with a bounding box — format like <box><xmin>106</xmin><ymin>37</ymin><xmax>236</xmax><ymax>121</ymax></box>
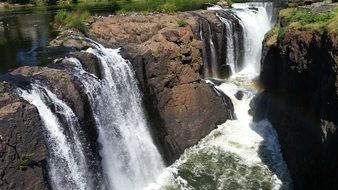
<box><xmin>253</xmin><ymin>26</ymin><xmax>338</xmax><ymax>189</ymax></box>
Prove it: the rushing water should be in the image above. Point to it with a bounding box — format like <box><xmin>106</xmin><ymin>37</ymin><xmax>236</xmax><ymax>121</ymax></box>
<box><xmin>14</xmin><ymin>38</ymin><xmax>165</xmax><ymax>190</ymax></box>
<box><xmin>7</xmin><ymin>2</ymin><xmax>292</xmax><ymax>190</ymax></box>
<box><xmin>146</xmin><ymin>2</ymin><xmax>292</xmax><ymax>190</ymax></box>
<box><xmin>16</xmin><ymin>83</ymin><xmax>93</xmax><ymax>190</ymax></box>
<box><xmin>67</xmin><ymin>39</ymin><xmax>165</xmax><ymax>190</ymax></box>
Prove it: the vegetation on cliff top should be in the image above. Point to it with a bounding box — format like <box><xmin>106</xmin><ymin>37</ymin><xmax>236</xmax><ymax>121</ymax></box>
<box><xmin>279</xmin><ymin>7</ymin><xmax>338</xmax><ymax>34</ymax></box>
<box><xmin>1</xmin><ymin>0</ymin><xmax>219</xmax><ymax>13</ymax></box>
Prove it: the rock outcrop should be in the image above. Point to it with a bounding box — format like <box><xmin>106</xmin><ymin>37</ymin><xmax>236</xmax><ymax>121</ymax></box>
<box><xmin>253</xmin><ymin>27</ymin><xmax>338</xmax><ymax>189</ymax></box>
<box><xmin>0</xmin><ymin>81</ymin><xmax>49</xmax><ymax>190</ymax></box>
<box><xmin>86</xmin><ymin>12</ymin><xmax>234</xmax><ymax>162</ymax></box>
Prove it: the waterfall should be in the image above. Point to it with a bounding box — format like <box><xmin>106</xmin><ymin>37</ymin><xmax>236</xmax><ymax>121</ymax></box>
<box><xmin>232</xmin><ymin>3</ymin><xmax>273</xmax><ymax>73</ymax></box>
<box><xmin>15</xmin><ymin>38</ymin><xmax>164</xmax><ymax>189</ymax></box>
<box><xmin>217</xmin><ymin>15</ymin><xmax>236</xmax><ymax>74</ymax></box>
<box><xmin>199</xmin><ymin>19</ymin><xmax>219</xmax><ymax>78</ymax></box>
<box><xmin>66</xmin><ymin>39</ymin><xmax>165</xmax><ymax>190</ymax></box>
<box><xmin>146</xmin><ymin>2</ymin><xmax>292</xmax><ymax>189</ymax></box>
<box><xmin>208</xmin><ymin>2</ymin><xmax>273</xmax><ymax>75</ymax></box>
<box><xmin>16</xmin><ymin>83</ymin><xmax>93</xmax><ymax>190</ymax></box>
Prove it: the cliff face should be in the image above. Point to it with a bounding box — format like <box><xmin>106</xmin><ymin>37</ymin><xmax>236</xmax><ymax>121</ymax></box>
<box><xmin>0</xmin><ymin>60</ymin><xmax>105</xmax><ymax>189</ymax></box>
<box><xmin>0</xmin><ymin>81</ymin><xmax>49</xmax><ymax>189</ymax></box>
<box><xmin>254</xmin><ymin>27</ymin><xmax>338</xmax><ymax>189</ymax></box>
<box><xmin>86</xmin><ymin>12</ymin><xmax>234</xmax><ymax>162</ymax></box>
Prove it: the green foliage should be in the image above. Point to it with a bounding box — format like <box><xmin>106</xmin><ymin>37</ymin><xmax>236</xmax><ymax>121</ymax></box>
<box><xmin>278</xmin><ymin>26</ymin><xmax>285</xmax><ymax>42</ymax></box>
<box><xmin>152</xmin><ymin>49</ymin><xmax>160</xmax><ymax>58</ymax></box>
<box><xmin>279</xmin><ymin>8</ymin><xmax>338</xmax><ymax>33</ymax></box>
<box><xmin>18</xmin><ymin>152</ymin><xmax>34</xmax><ymax>171</ymax></box>
<box><xmin>29</xmin><ymin>0</ymin><xmax>47</xmax><ymax>6</ymax></box>
<box><xmin>177</xmin><ymin>19</ymin><xmax>188</xmax><ymax>27</ymax></box>
<box><xmin>55</xmin><ymin>9</ymin><xmax>90</xmax><ymax>33</ymax></box>
<box><xmin>226</xmin><ymin>0</ymin><xmax>233</xmax><ymax>8</ymax></box>
<box><xmin>232</xmin><ymin>0</ymin><xmax>250</xmax><ymax>2</ymax></box>
<box><xmin>117</xmin><ymin>0</ymin><xmax>218</xmax><ymax>14</ymax></box>
<box><xmin>157</xmin><ymin>2</ymin><xmax>177</xmax><ymax>13</ymax></box>
<box><xmin>188</xmin><ymin>39</ymin><xmax>198</xmax><ymax>47</ymax></box>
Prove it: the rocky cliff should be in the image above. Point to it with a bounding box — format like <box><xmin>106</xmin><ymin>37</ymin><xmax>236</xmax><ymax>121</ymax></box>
<box><xmin>253</xmin><ymin>25</ymin><xmax>338</xmax><ymax>189</ymax></box>
<box><xmin>0</xmin><ymin>10</ymin><xmax>234</xmax><ymax>189</ymax></box>
<box><xmin>0</xmin><ymin>81</ymin><xmax>49</xmax><ymax>189</ymax></box>
<box><xmin>0</xmin><ymin>59</ymin><xmax>106</xmax><ymax>189</ymax></box>
<box><xmin>83</xmin><ymin>11</ymin><xmax>234</xmax><ymax>162</ymax></box>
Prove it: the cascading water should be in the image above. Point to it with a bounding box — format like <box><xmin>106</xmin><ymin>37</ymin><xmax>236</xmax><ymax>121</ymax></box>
<box><xmin>231</xmin><ymin>3</ymin><xmax>273</xmax><ymax>73</ymax></box>
<box><xmin>199</xmin><ymin>20</ymin><xmax>219</xmax><ymax>78</ymax></box>
<box><xmin>65</xmin><ymin>39</ymin><xmax>165</xmax><ymax>190</ymax></box>
<box><xmin>11</xmin><ymin>2</ymin><xmax>290</xmax><ymax>189</ymax></box>
<box><xmin>16</xmin><ymin>83</ymin><xmax>93</xmax><ymax>190</ymax></box>
<box><xmin>217</xmin><ymin>15</ymin><xmax>236</xmax><ymax>73</ymax></box>
<box><xmin>209</xmin><ymin>2</ymin><xmax>273</xmax><ymax>75</ymax></box>
<box><xmin>146</xmin><ymin>2</ymin><xmax>292</xmax><ymax>189</ymax></box>
<box><xmin>14</xmin><ymin>38</ymin><xmax>164</xmax><ymax>189</ymax></box>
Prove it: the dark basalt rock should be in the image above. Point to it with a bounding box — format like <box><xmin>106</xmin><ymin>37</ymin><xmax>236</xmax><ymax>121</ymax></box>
<box><xmin>70</xmin><ymin>52</ymin><xmax>103</xmax><ymax>79</ymax></box>
<box><xmin>235</xmin><ymin>90</ymin><xmax>244</xmax><ymax>100</ymax></box>
<box><xmin>0</xmin><ymin>81</ymin><xmax>49</xmax><ymax>190</ymax></box>
<box><xmin>254</xmin><ymin>29</ymin><xmax>338</xmax><ymax>189</ymax></box>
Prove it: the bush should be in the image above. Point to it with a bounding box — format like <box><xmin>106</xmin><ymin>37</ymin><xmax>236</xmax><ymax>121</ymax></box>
<box><xmin>55</xmin><ymin>9</ymin><xmax>90</xmax><ymax>33</ymax></box>
<box><xmin>177</xmin><ymin>19</ymin><xmax>188</xmax><ymax>27</ymax></box>
<box><xmin>18</xmin><ymin>152</ymin><xmax>34</xmax><ymax>171</ymax></box>
<box><xmin>157</xmin><ymin>3</ymin><xmax>177</xmax><ymax>13</ymax></box>
<box><xmin>279</xmin><ymin>8</ymin><xmax>338</xmax><ymax>33</ymax></box>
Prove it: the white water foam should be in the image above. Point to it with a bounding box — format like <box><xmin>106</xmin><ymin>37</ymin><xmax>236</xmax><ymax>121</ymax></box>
<box><xmin>147</xmin><ymin>2</ymin><xmax>292</xmax><ymax>190</ymax></box>
<box><xmin>65</xmin><ymin>39</ymin><xmax>165</xmax><ymax>190</ymax></box>
<box><xmin>17</xmin><ymin>84</ymin><xmax>92</xmax><ymax>190</ymax></box>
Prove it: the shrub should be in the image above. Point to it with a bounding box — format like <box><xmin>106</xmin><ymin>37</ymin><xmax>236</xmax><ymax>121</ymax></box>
<box><xmin>18</xmin><ymin>152</ymin><xmax>34</xmax><ymax>171</ymax></box>
<box><xmin>157</xmin><ymin>3</ymin><xmax>177</xmax><ymax>13</ymax></box>
<box><xmin>55</xmin><ymin>9</ymin><xmax>91</xmax><ymax>33</ymax></box>
<box><xmin>177</xmin><ymin>19</ymin><xmax>188</xmax><ymax>27</ymax></box>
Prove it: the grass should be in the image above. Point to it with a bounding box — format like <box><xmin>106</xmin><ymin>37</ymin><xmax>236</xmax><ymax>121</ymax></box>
<box><xmin>278</xmin><ymin>26</ymin><xmax>286</xmax><ymax>42</ymax></box>
<box><xmin>55</xmin><ymin>9</ymin><xmax>90</xmax><ymax>32</ymax></box>
<box><xmin>177</xmin><ymin>19</ymin><xmax>188</xmax><ymax>27</ymax></box>
<box><xmin>1</xmin><ymin>0</ymin><xmax>221</xmax><ymax>15</ymax></box>
<box><xmin>279</xmin><ymin>8</ymin><xmax>338</xmax><ymax>34</ymax></box>
<box><xmin>115</xmin><ymin>0</ymin><xmax>218</xmax><ymax>14</ymax></box>
<box><xmin>18</xmin><ymin>152</ymin><xmax>34</xmax><ymax>171</ymax></box>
